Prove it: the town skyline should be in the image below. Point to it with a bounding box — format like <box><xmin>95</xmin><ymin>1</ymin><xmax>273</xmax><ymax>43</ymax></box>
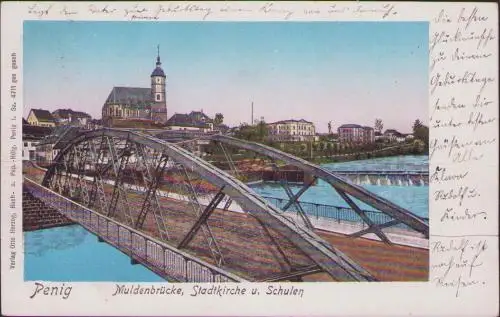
<box><xmin>24</xmin><ymin>21</ymin><xmax>428</xmax><ymax>133</ymax></box>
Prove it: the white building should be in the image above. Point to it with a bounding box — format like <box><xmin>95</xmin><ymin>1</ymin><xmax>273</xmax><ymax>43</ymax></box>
<box><xmin>267</xmin><ymin>119</ymin><xmax>316</xmax><ymax>142</ymax></box>
<box><xmin>22</xmin><ymin>121</ymin><xmax>53</xmax><ymax>161</ymax></box>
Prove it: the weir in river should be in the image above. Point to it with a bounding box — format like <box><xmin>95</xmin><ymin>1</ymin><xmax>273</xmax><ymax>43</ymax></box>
<box><xmin>337</xmin><ymin>173</ymin><xmax>428</xmax><ymax>187</ymax></box>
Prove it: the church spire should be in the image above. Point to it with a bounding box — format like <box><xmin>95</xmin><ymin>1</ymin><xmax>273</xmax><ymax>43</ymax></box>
<box><xmin>151</xmin><ymin>45</ymin><xmax>166</xmax><ymax>78</ymax></box>
<box><xmin>156</xmin><ymin>44</ymin><xmax>161</xmax><ymax>66</ymax></box>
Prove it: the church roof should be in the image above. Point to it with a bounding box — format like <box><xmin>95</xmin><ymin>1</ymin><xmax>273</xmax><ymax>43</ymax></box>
<box><xmin>151</xmin><ymin>67</ymin><xmax>166</xmax><ymax>77</ymax></box>
<box><xmin>105</xmin><ymin>87</ymin><xmax>153</xmax><ymax>108</ymax></box>
<box><xmin>151</xmin><ymin>50</ymin><xmax>166</xmax><ymax>77</ymax></box>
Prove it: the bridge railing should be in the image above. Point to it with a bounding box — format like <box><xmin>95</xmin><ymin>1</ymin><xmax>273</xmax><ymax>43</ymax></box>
<box><xmin>331</xmin><ymin>170</ymin><xmax>429</xmax><ymax>176</ymax></box>
<box><xmin>23</xmin><ymin>177</ymin><xmax>245</xmax><ymax>283</ymax></box>
<box><xmin>261</xmin><ymin>196</ymin><xmax>429</xmax><ymax>234</ymax></box>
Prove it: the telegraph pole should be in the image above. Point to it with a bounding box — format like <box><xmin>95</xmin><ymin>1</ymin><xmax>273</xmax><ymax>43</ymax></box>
<box><xmin>251</xmin><ymin>101</ymin><xmax>254</xmax><ymax>125</ymax></box>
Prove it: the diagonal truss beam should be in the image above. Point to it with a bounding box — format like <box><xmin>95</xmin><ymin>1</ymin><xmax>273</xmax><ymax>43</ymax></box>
<box><xmin>178</xmin><ymin>165</ymin><xmax>225</xmax><ymax>266</ymax></box>
<box><xmin>60</xmin><ymin>146</ymin><xmax>76</xmax><ymax>196</ymax></box>
<box><xmin>106</xmin><ymin>136</ymin><xmax>134</xmax><ymax>225</ymax></box>
<box><xmin>178</xmin><ymin>188</ymin><xmax>225</xmax><ymax>249</ymax></box>
<box><xmin>271</xmin><ymin>161</ymin><xmax>314</xmax><ymax>230</ymax></box>
<box><xmin>218</xmin><ymin>141</ymin><xmax>240</xmax><ymax>178</ymax></box>
<box><xmin>350</xmin><ymin>219</ymin><xmax>401</xmax><ymax>238</ymax></box>
<box><xmin>222</xmin><ymin>198</ymin><xmax>233</xmax><ymax>210</ymax></box>
<box><xmin>72</xmin><ymin>142</ymin><xmax>92</xmax><ymax>205</ymax></box>
<box><xmin>134</xmin><ymin>149</ymin><xmax>170</xmax><ymax>241</ymax></box>
<box><xmin>87</xmin><ymin>136</ymin><xmax>110</xmax><ymax>213</ymax></box>
<box><xmin>335</xmin><ymin>188</ymin><xmax>391</xmax><ymax>244</ymax></box>
<box><xmin>282</xmin><ymin>176</ymin><xmax>317</xmax><ymax>211</ymax></box>
<box><xmin>253</xmin><ymin>216</ymin><xmax>293</xmax><ymax>270</ymax></box>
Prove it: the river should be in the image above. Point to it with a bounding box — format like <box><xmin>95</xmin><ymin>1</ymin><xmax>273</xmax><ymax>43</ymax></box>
<box><xmin>24</xmin><ymin>225</ymin><xmax>164</xmax><ymax>282</ymax></box>
<box><xmin>251</xmin><ymin>155</ymin><xmax>429</xmax><ymax>218</ymax></box>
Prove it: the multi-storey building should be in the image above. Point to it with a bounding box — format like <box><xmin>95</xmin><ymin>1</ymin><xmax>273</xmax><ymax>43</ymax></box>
<box><xmin>338</xmin><ymin>124</ymin><xmax>375</xmax><ymax>143</ymax></box>
<box><xmin>267</xmin><ymin>119</ymin><xmax>316</xmax><ymax>141</ymax></box>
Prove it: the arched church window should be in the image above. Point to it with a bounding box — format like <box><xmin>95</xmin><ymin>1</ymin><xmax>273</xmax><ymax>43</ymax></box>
<box><xmin>156</xmin><ymin>94</ymin><xmax>161</xmax><ymax>101</ymax></box>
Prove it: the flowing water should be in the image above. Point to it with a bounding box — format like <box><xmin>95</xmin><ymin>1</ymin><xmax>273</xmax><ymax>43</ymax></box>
<box><xmin>252</xmin><ymin>155</ymin><xmax>429</xmax><ymax>218</ymax></box>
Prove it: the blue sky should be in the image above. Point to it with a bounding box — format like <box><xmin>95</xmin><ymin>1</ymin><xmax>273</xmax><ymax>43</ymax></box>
<box><xmin>24</xmin><ymin>21</ymin><xmax>428</xmax><ymax>133</ymax></box>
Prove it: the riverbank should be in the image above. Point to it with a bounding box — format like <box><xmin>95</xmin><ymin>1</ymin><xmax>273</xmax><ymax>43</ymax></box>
<box><xmin>310</xmin><ymin>145</ymin><xmax>428</xmax><ymax>164</ymax></box>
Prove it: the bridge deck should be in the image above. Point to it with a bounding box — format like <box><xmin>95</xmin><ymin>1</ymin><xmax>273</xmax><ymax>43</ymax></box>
<box><xmin>142</xmin><ymin>198</ymin><xmax>428</xmax><ymax>281</ymax></box>
<box><xmin>23</xmin><ymin>166</ymin><xmax>428</xmax><ymax>282</ymax></box>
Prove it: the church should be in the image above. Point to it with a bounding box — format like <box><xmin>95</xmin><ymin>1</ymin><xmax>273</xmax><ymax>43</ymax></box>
<box><xmin>102</xmin><ymin>47</ymin><xmax>168</xmax><ymax>127</ymax></box>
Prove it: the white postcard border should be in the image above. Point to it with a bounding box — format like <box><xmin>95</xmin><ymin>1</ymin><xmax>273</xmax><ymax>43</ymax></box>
<box><xmin>1</xmin><ymin>1</ymin><xmax>498</xmax><ymax>316</ymax></box>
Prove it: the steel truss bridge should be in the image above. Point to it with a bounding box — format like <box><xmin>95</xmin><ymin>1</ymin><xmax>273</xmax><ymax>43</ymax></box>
<box><xmin>29</xmin><ymin>128</ymin><xmax>428</xmax><ymax>282</ymax></box>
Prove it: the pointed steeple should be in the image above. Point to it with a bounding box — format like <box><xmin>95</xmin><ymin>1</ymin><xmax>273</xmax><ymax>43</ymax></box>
<box><xmin>156</xmin><ymin>44</ymin><xmax>161</xmax><ymax>67</ymax></box>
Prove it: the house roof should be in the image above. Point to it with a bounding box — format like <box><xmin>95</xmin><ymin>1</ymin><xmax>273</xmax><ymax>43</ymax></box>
<box><xmin>384</xmin><ymin>129</ymin><xmax>404</xmax><ymax>137</ymax></box>
<box><xmin>30</xmin><ymin>109</ymin><xmax>55</xmax><ymax>122</ymax></box>
<box><xmin>53</xmin><ymin>109</ymin><xmax>91</xmax><ymax>119</ymax></box>
<box><xmin>105</xmin><ymin>87</ymin><xmax>153</xmax><ymax>108</ymax></box>
<box><xmin>166</xmin><ymin>112</ymin><xmax>212</xmax><ymax>128</ymax></box>
<box><xmin>22</xmin><ymin>124</ymin><xmax>53</xmax><ymax>140</ymax></box>
<box><xmin>269</xmin><ymin>119</ymin><xmax>313</xmax><ymax>125</ymax></box>
<box><xmin>22</xmin><ymin>118</ymin><xmax>28</xmax><ymax>125</ymax></box>
<box><xmin>384</xmin><ymin>129</ymin><xmax>400</xmax><ymax>134</ymax></box>
<box><xmin>338</xmin><ymin>124</ymin><xmax>362</xmax><ymax>128</ymax></box>
<box><xmin>188</xmin><ymin>111</ymin><xmax>213</xmax><ymax>122</ymax></box>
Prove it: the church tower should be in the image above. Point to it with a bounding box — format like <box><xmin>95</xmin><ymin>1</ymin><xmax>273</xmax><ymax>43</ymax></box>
<box><xmin>150</xmin><ymin>45</ymin><xmax>168</xmax><ymax>123</ymax></box>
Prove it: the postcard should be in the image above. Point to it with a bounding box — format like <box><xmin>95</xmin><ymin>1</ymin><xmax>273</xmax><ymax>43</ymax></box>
<box><xmin>1</xmin><ymin>1</ymin><xmax>498</xmax><ymax>316</ymax></box>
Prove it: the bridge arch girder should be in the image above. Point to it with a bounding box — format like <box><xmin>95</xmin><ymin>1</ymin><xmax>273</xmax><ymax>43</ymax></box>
<box><xmin>204</xmin><ymin>134</ymin><xmax>429</xmax><ymax>240</ymax></box>
<box><xmin>42</xmin><ymin>128</ymin><xmax>375</xmax><ymax>282</ymax></box>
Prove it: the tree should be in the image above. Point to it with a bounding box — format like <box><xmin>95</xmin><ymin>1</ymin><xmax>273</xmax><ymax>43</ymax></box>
<box><xmin>234</xmin><ymin>121</ymin><xmax>268</xmax><ymax>143</ymax></box>
<box><xmin>214</xmin><ymin>113</ymin><xmax>224</xmax><ymax>126</ymax></box>
<box><xmin>255</xmin><ymin>120</ymin><xmax>268</xmax><ymax>142</ymax></box>
<box><xmin>413</xmin><ymin>124</ymin><xmax>429</xmax><ymax>146</ymax></box>
<box><xmin>412</xmin><ymin>119</ymin><xmax>423</xmax><ymax>132</ymax></box>
<box><xmin>374</xmin><ymin>118</ymin><xmax>384</xmax><ymax>133</ymax></box>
